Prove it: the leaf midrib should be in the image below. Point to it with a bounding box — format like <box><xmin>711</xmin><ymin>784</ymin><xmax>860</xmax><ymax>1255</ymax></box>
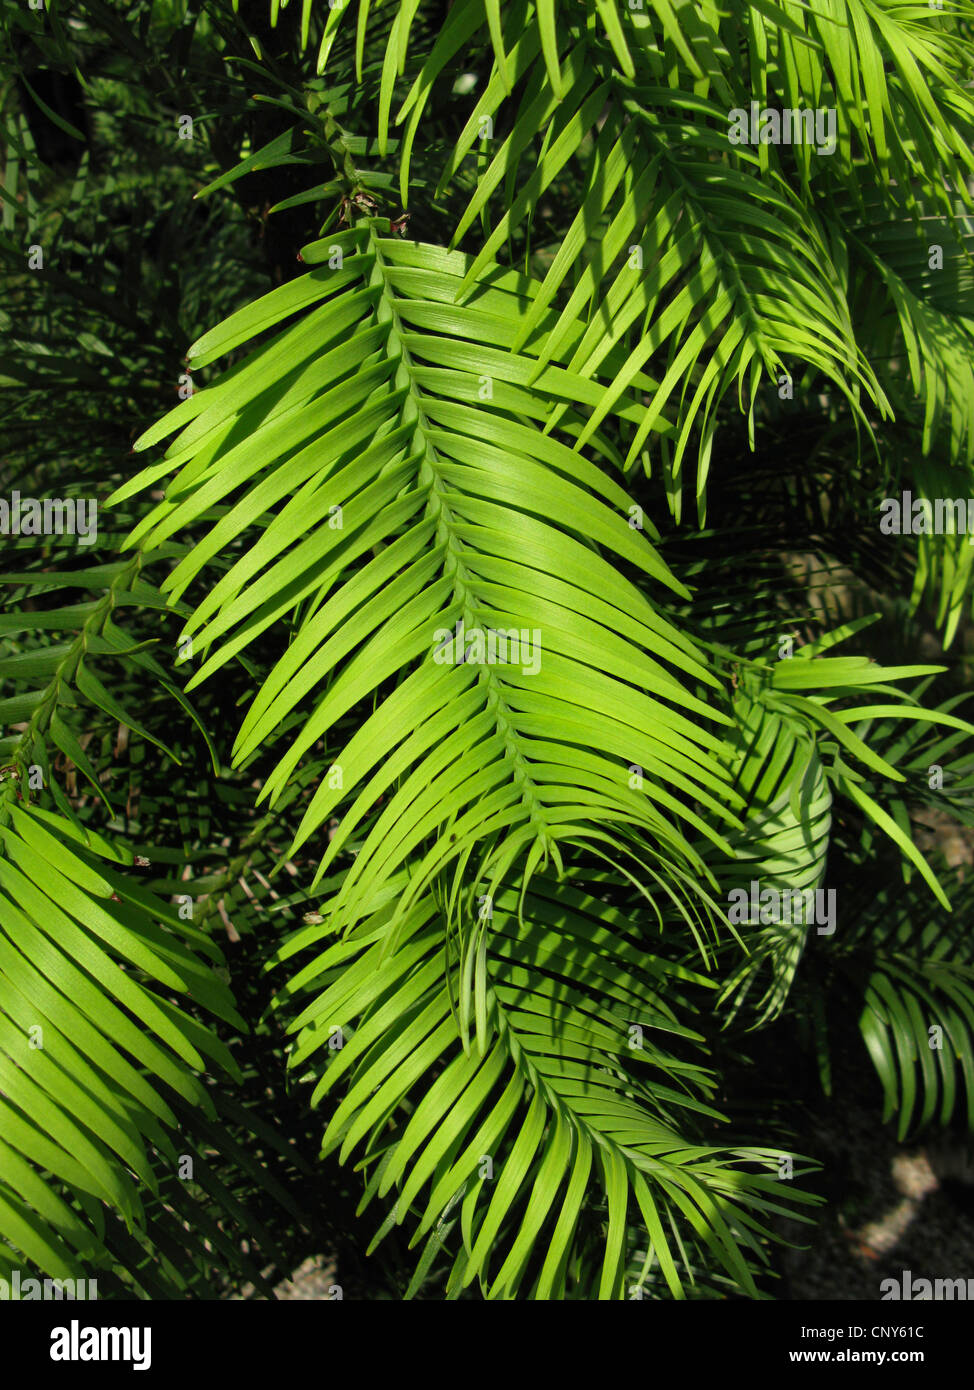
<box><xmin>368</xmin><ymin>225</ymin><xmax>554</xmax><ymax>853</ymax></box>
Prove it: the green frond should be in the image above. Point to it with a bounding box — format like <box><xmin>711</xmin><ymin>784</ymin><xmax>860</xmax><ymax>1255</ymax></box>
<box><xmin>113</xmin><ymin>223</ymin><xmax>745</xmax><ymax>937</ymax></box>
<box><xmin>275</xmin><ymin>875</ymin><xmax>817</xmax><ymax>1298</ymax></box>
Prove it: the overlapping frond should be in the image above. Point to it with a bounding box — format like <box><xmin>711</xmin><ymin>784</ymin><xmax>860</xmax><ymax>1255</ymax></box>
<box><xmin>272</xmin><ymin>872</ymin><xmax>818</xmax><ymax>1298</ymax></box>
